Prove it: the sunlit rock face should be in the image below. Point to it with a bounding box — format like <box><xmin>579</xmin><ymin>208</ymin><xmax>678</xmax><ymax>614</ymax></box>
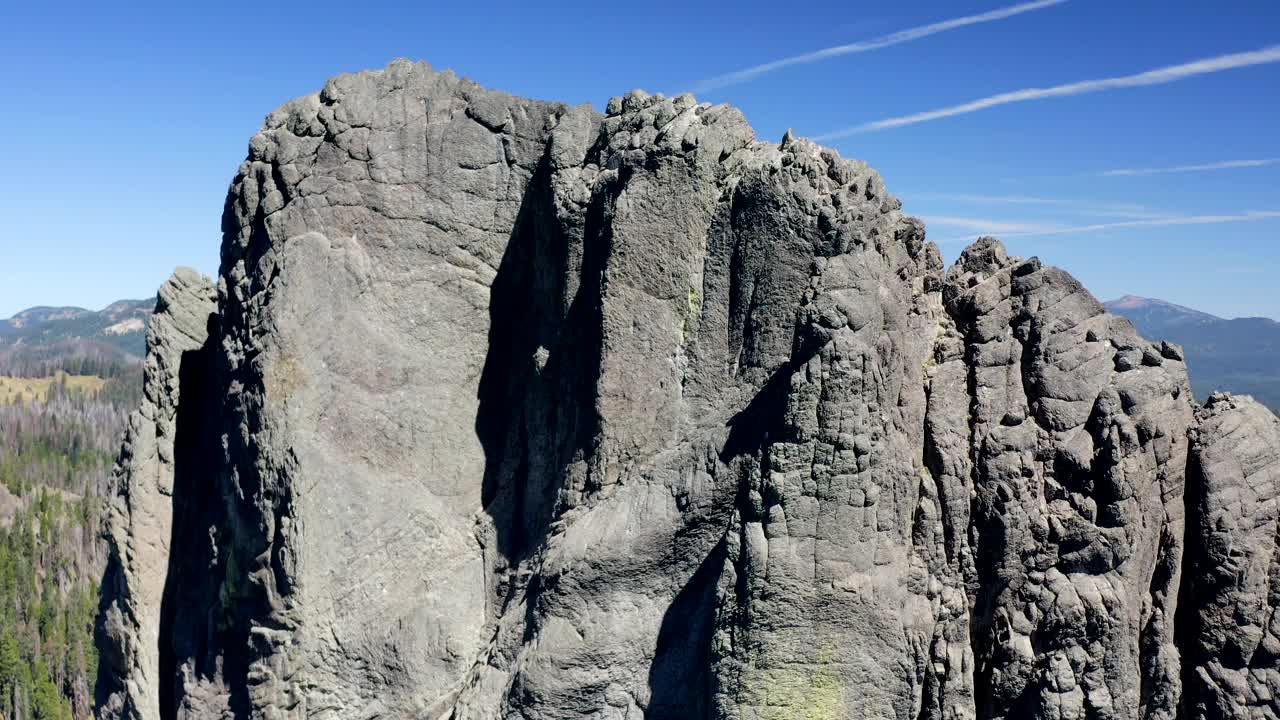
<box><xmin>96</xmin><ymin>60</ymin><xmax>1280</xmax><ymax>720</ymax></box>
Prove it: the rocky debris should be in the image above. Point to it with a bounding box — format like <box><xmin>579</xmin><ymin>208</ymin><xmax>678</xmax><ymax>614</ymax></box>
<box><xmin>96</xmin><ymin>60</ymin><xmax>1280</xmax><ymax>720</ymax></box>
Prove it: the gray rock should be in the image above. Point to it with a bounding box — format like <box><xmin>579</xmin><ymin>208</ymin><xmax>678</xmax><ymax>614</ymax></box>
<box><xmin>96</xmin><ymin>61</ymin><xmax>1280</xmax><ymax>720</ymax></box>
<box><xmin>940</xmin><ymin>238</ymin><xmax>1194</xmax><ymax>720</ymax></box>
<box><xmin>97</xmin><ymin>268</ymin><xmax>216</xmax><ymax>720</ymax></box>
<box><xmin>1180</xmin><ymin>393</ymin><xmax>1280</xmax><ymax>719</ymax></box>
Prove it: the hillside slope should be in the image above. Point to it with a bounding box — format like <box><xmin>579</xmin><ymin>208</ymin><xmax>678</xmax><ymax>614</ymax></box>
<box><xmin>0</xmin><ymin>302</ymin><xmax>148</xmax><ymax>719</ymax></box>
<box><xmin>0</xmin><ymin>301</ymin><xmax>151</xmax><ymax>377</ymax></box>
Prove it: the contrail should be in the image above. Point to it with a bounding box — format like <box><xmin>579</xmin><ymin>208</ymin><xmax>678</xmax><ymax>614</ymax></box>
<box><xmin>691</xmin><ymin>0</ymin><xmax>1068</xmax><ymax>93</ymax></box>
<box><xmin>910</xmin><ymin>191</ymin><xmax>1155</xmax><ymax>210</ymax></box>
<box><xmin>1010</xmin><ymin>210</ymin><xmax>1280</xmax><ymax>236</ymax></box>
<box><xmin>911</xmin><ymin>192</ymin><xmax>1071</xmax><ymax>205</ymax></box>
<box><xmin>924</xmin><ymin>216</ymin><xmax>1064</xmax><ymax>234</ymax></box>
<box><xmin>1101</xmin><ymin>158</ymin><xmax>1280</xmax><ymax>176</ymax></box>
<box><xmin>934</xmin><ymin>210</ymin><xmax>1280</xmax><ymax>243</ymax></box>
<box><xmin>815</xmin><ymin>45</ymin><xmax>1280</xmax><ymax>139</ymax></box>
<box><xmin>905</xmin><ymin>192</ymin><xmax>1171</xmax><ymax>218</ymax></box>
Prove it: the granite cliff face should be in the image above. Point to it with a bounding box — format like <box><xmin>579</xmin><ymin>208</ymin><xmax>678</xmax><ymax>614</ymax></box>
<box><xmin>95</xmin><ymin>60</ymin><xmax>1280</xmax><ymax>720</ymax></box>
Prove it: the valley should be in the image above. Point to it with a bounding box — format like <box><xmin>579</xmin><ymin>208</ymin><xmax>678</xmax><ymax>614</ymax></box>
<box><xmin>0</xmin><ymin>303</ymin><xmax>147</xmax><ymax>720</ymax></box>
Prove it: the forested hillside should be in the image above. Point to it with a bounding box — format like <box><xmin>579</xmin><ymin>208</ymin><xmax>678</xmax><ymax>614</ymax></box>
<box><xmin>0</xmin><ymin>357</ymin><xmax>142</xmax><ymax>718</ymax></box>
<box><xmin>0</xmin><ymin>300</ymin><xmax>150</xmax><ymax>379</ymax></box>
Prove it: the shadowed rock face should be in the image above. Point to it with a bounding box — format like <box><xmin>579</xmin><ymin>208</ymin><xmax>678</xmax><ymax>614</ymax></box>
<box><xmin>96</xmin><ymin>60</ymin><xmax>1280</xmax><ymax>720</ymax></box>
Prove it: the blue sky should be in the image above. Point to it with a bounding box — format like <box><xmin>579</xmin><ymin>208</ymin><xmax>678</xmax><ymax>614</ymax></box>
<box><xmin>1</xmin><ymin>0</ymin><xmax>1276</xmax><ymax>319</ymax></box>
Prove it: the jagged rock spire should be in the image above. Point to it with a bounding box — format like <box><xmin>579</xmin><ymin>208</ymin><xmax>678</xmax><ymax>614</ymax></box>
<box><xmin>96</xmin><ymin>61</ymin><xmax>1280</xmax><ymax>720</ymax></box>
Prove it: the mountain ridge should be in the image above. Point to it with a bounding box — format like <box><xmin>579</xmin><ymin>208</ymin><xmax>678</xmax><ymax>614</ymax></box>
<box><xmin>1</xmin><ymin>299</ymin><xmax>152</xmax><ymax>326</ymax></box>
<box><xmin>1104</xmin><ymin>294</ymin><xmax>1222</xmax><ymax>322</ymax></box>
<box><xmin>0</xmin><ymin>298</ymin><xmax>153</xmax><ymax>375</ymax></box>
<box><xmin>1105</xmin><ymin>294</ymin><xmax>1280</xmax><ymax>412</ymax></box>
<box><xmin>1104</xmin><ymin>293</ymin><xmax>1280</xmax><ymax>324</ymax></box>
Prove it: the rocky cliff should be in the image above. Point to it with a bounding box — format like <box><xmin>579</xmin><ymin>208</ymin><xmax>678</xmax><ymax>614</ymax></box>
<box><xmin>95</xmin><ymin>60</ymin><xmax>1280</xmax><ymax>720</ymax></box>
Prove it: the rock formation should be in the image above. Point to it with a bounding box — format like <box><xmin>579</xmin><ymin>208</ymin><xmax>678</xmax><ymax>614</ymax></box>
<box><xmin>96</xmin><ymin>60</ymin><xmax>1280</xmax><ymax>720</ymax></box>
<box><xmin>98</xmin><ymin>269</ymin><xmax>217</xmax><ymax>720</ymax></box>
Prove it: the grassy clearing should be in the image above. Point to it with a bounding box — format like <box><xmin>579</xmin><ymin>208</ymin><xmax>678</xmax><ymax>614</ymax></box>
<box><xmin>0</xmin><ymin>374</ymin><xmax>107</xmax><ymax>404</ymax></box>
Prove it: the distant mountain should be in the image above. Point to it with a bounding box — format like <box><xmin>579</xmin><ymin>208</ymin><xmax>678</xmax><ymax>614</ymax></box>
<box><xmin>1105</xmin><ymin>295</ymin><xmax>1280</xmax><ymax>412</ymax></box>
<box><xmin>0</xmin><ymin>298</ymin><xmax>153</xmax><ymax>375</ymax></box>
<box><xmin>1104</xmin><ymin>295</ymin><xmax>1221</xmax><ymax>328</ymax></box>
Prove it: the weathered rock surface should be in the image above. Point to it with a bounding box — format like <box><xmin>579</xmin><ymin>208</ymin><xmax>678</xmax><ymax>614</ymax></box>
<box><xmin>1180</xmin><ymin>394</ymin><xmax>1280</xmax><ymax>719</ymax></box>
<box><xmin>96</xmin><ymin>60</ymin><xmax>1280</xmax><ymax>720</ymax></box>
<box><xmin>98</xmin><ymin>268</ymin><xmax>217</xmax><ymax>720</ymax></box>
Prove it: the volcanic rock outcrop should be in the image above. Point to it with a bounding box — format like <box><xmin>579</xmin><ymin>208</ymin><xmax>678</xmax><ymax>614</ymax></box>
<box><xmin>95</xmin><ymin>60</ymin><xmax>1280</xmax><ymax>720</ymax></box>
